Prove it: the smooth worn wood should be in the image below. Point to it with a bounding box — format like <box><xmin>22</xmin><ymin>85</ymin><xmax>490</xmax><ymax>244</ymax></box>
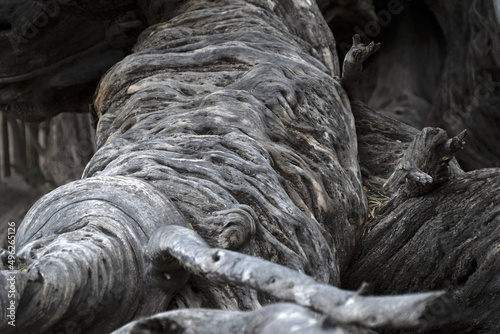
<box><xmin>113</xmin><ymin>303</ymin><xmax>376</xmax><ymax>334</ymax></box>
<box><xmin>0</xmin><ymin>176</ymin><xmax>190</xmax><ymax>333</ymax></box>
<box><xmin>0</xmin><ymin>1</ymin><xmax>499</xmax><ymax>333</ymax></box>
<box><xmin>146</xmin><ymin>224</ymin><xmax>449</xmax><ymax>329</ymax></box>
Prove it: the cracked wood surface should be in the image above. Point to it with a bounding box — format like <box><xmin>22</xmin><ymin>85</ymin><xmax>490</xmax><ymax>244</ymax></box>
<box><xmin>0</xmin><ymin>1</ymin><xmax>499</xmax><ymax>333</ymax></box>
<box><xmin>1</xmin><ymin>1</ymin><xmax>371</xmax><ymax>332</ymax></box>
<box><xmin>350</xmin><ymin>100</ymin><xmax>500</xmax><ymax>333</ymax></box>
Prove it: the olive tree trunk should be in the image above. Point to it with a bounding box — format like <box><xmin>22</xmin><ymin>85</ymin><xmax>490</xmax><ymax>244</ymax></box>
<box><xmin>1</xmin><ymin>0</ymin><xmax>499</xmax><ymax>333</ymax></box>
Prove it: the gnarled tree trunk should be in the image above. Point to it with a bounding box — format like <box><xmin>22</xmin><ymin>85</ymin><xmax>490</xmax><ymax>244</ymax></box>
<box><xmin>0</xmin><ymin>0</ymin><xmax>499</xmax><ymax>333</ymax></box>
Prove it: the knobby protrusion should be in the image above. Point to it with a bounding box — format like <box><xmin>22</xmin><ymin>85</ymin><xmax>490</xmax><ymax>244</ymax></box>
<box><xmin>341</xmin><ymin>34</ymin><xmax>381</xmax><ymax>98</ymax></box>
<box><xmin>384</xmin><ymin>127</ymin><xmax>467</xmax><ymax>197</ymax></box>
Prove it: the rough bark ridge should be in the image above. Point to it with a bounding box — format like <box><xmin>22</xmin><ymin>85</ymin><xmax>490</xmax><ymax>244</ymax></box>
<box><xmin>347</xmin><ymin>168</ymin><xmax>500</xmax><ymax>333</ymax></box>
<box><xmin>0</xmin><ymin>0</ymin><xmax>454</xmax><ymax>333</ymax></box>
<box><xmin>88</xmin><ymin>0</ymin><xmax>365</xmax><ymax>306</ymax></box>
<box><xmin>2</xmin><ymin>0</ymin><xmax>500</xmax><ymax>333</ymax></box>
<box><xmin>348</xmin><ymin>100</ymin><xmax>500</xmax><ymax>333</ymax></box>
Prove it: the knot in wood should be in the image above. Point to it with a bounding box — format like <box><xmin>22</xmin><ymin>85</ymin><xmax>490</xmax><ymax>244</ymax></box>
<box><xmin>213</xmin><ymin>205</ymin><xmax>257</xmax><ymax>251</ymax></box>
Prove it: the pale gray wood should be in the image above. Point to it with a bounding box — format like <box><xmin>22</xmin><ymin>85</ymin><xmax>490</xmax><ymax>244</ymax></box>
<box><xmin>0</xmin><ymin>0</ymin><xmax>135</xmax><ymax>122</ymax></box>
<box><xmin>1</xmin><ymin>1</ymin><xmax>499</xmax><ymax>333</ymax></box>
<box><xmin>113</xmin><ymin>303</ymin><xmax>377</xmax><ymax>334</ymax></box>
<box><xmin>349</xmin><ymin>101</ymin><xmax>500</xmax><ymax>333</ymax></box>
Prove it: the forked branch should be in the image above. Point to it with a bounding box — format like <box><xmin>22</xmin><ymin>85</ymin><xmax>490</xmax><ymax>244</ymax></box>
<box><xmin>147</xmin><ymin>224</ymin><xmax>452</xmax><ymax>329</ymax></box>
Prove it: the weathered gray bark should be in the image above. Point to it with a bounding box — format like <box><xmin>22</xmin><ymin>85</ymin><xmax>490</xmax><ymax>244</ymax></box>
<box><xmin>328</xmin><ymin>0</ymin><xmax>500</xmax><ymax>170</ymax></box>
<box><xmin>345</xmin><ymin>167</ymin><xmax>500</xmax><ymax>333</ymax></box>
<box><xmin>348</xmin><ymin>100</ymin><xmax>500</xmax><ymax>333</ymax></box>
<box><xmin>0</xmin><ymin>0</ymin><xmax>499</xmax><ymax>333</ymax></box>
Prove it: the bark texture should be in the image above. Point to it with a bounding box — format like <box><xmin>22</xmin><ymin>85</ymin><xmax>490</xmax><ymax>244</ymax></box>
<box><xmin>2</xmin><ymin>0</ymin><xmax>371</xmax><ymax>332</ymax></box>
<box><xmin>349</xmin><ymin>100</ymin><xmax>500</xmax><ymax>333</ymax></box>
<box><xmin>87</xmin><ymin>0</ymin><xmax>365</xmax><ymax>308</ymax></box>
<box><xmin>0</xmin><ymin>1</ymin><xmax>499</xmax><ymax>333</ymax></box>
<box><xmin>346</xmin><ymin>168</ymin><xmax>500</xmax><ymax>333</ymax></box>
<box><xmin>1</xmin><ymin>176</ymin><xmax>190</xmax><ymax>333</ymax></box>
<box><xmin>328</xmin><ymin>0</ymin><xmax>500</xmax><ymax>170</ymax></box>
